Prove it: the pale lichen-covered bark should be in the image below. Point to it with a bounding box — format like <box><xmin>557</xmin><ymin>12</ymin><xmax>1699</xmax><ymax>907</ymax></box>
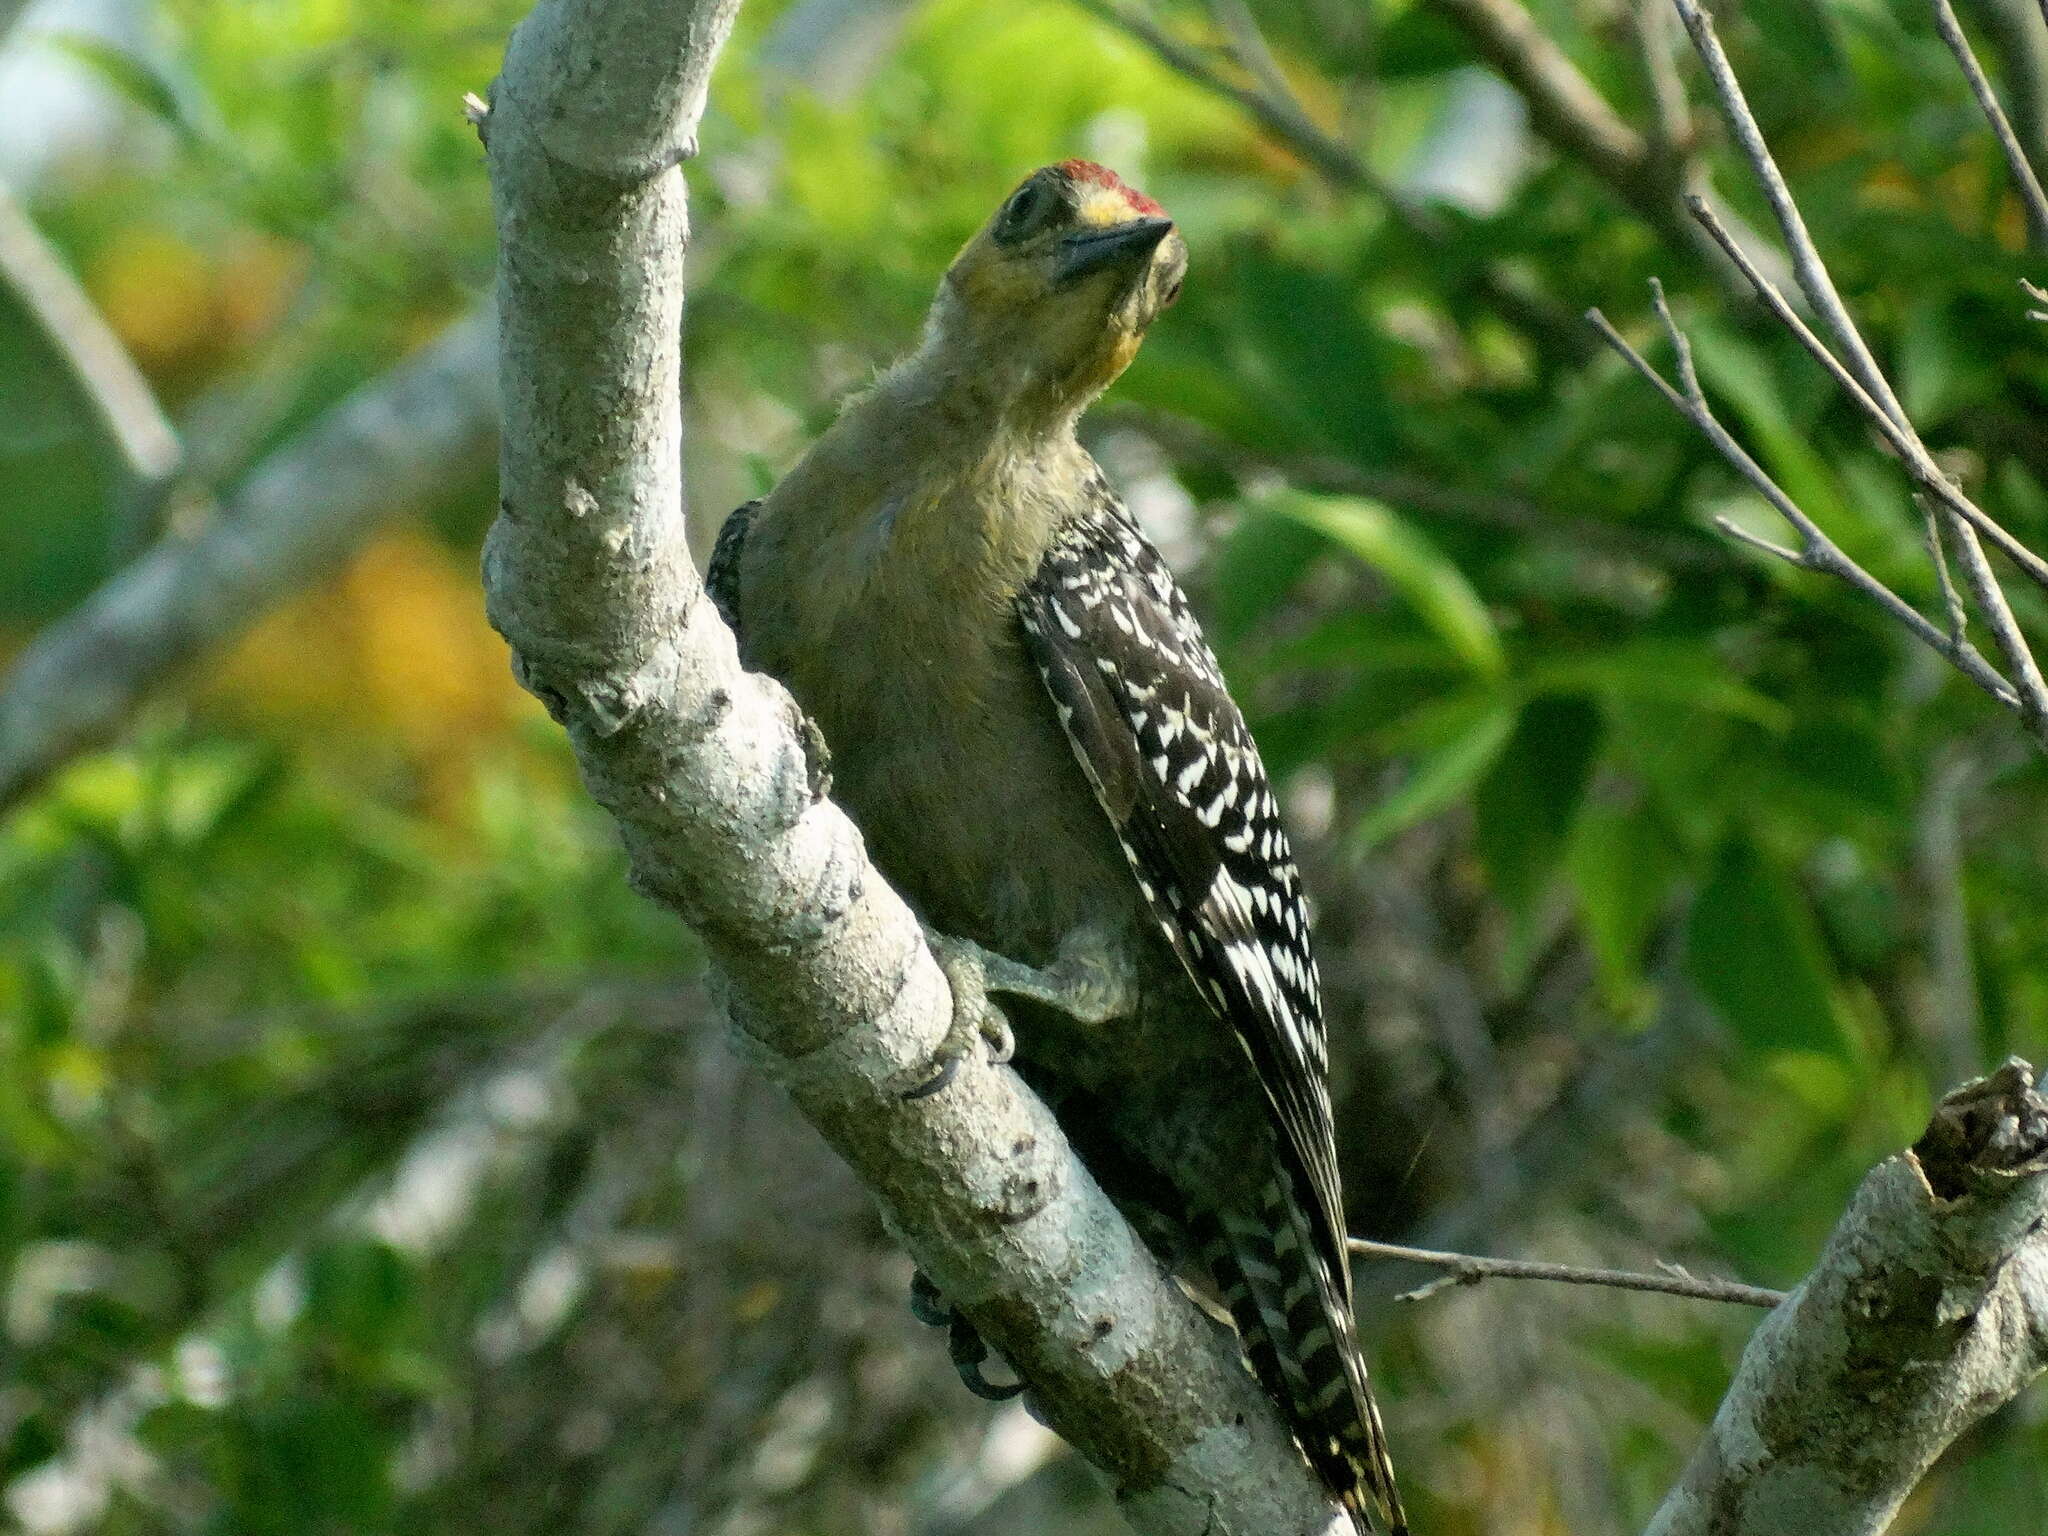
<box><xmin>478</xmin><ymin>1</ymin><xmax>1348</xmax><ymax>1530</ymax></box>
<box><xmin>1647</xmin><ymin>1060</ymin><xmax>2048</xmax><ymax>1536</ymax></box>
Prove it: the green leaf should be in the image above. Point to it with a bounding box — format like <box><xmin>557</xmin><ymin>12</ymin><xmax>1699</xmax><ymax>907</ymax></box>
<box><xmin>1232</xmin><ymin>248</ymin><xmax>1395</xmax><ymax>466</ymax></box>
<box><xmin>1524</xmin><ymin>642</ymin><xmax>1792</xmax><ymax>731</ymax></box>
<box><xmin>1474</xmin><ymin>697</ymin><xmax>1603</xmax><ymax>914</ymax></box>
<box><xmin>1266</xmin><ymin>491</ymin><xmax>1504</xmax><ymax>676</ymax></box>
<box><xmin>1352</xmin><ymin>695</ymin><xmax>1516</xmax><ymax>850</ymax></box>
<box><xmin>1567</xmin><ymin>798</ymin><xmax>1680</xmax><ymax>1016</ymax></box>
<box><xmin>46</xmin><ymin>35</ymin><xmax>204</xmax><ymax>147</ymax></box>
<box><xmin>1685</xmin><ymin>834</ymin><xmax>1845</xmax><ymax>1056</ymax></box>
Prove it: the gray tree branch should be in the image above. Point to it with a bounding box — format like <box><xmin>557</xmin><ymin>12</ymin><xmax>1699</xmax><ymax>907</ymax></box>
<box><xmin>1645</xmin><ymin>1060</ymin><xmax>2048</xmax><ymax>1535</ymax></box>
<box><xmin>476</xmin><ymin>1</ymin><xmax>1349</xmax><ymax>1531</ymax></box>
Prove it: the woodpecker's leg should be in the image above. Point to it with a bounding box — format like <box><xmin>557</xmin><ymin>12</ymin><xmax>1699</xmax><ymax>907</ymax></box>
<box><xmin>903</xmin><ymin>926</ymin><xmax>1139</xmax><ymax>1100</ymax></box>
<box><xmin>908</xmin><ymin>1267</ymin><xmax>1027</xmax><ymax>1401</ymax></box>
<box><xmin>986</xmin><ymin>921</ymin><xmax>1141</xmax><ymax>1026</ymax></box>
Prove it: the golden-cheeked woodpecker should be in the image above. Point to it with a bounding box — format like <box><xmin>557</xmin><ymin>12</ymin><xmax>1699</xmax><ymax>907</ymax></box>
<box><xmin>708</xmin><ymin>160</ymin><xmax>1405</xmax><ymax>1534</ymax></box>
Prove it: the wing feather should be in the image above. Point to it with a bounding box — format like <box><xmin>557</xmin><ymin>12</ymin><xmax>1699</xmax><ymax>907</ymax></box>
<box><xmin>705</xmin><ymin>499</ymin><xmax>759</xmax><ymax>641</ymax></box>
<box><xmin>1016</xmin><ymin>487</ymin><xmax>1349</xmax><ymax>1292</ymax></box>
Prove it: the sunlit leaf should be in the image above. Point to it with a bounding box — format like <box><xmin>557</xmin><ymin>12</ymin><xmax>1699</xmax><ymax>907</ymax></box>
<box><xmin>1351</xmin><ymin>694</ymin><xmax>1516</xmax><ymax>849</ymax></box>
<box><xmin>1266</xmin><ymin>491</ymin><xmax>1504</xmax><ymax>676</ymax></box>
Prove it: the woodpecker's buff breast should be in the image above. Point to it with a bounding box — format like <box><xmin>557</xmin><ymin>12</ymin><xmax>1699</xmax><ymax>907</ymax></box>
<box><xmin>709</xmin><ymin>163</ymin><xmax>1405</xmax><ymax>1533</ymax></box>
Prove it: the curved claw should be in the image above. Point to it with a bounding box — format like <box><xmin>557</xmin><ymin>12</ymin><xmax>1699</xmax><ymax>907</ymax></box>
<box><xmin>949</xmin><ymin>1315</ymin><xmax>1027</xmax><ymax>1401</ymax></box>
<box><xmin>901</xmin><ymin>1053</ymin><xmax>962</xmax><ymax>1101</ymax></box>
<box><xmin>912</xmin><ymin>1269</ymin><xmax>1027</xmax><ymax>1400</ymax></box>
<box><xmin>909</xmin><ymin>1268</ymin><xmax>954</xmax><ymax>1328</ymax></box>
<box><xmin>900</xmin><ymin>934</ymin><xmax>1017</xmax><ymax>1099</ymax></box>
<box><xmin>983</xmin><ymin>1015</ymin><xmax>1016</xmax><ymax>1066</ymax></box>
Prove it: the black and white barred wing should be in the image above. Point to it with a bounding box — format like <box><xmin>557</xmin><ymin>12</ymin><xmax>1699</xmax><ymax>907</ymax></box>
<box><xmin>705</xmin><ymin>499</ymin><xmax>760</xmax><ymax>642</ymax></box>
<box><xmin>1018</xmin><ymin>495</ymin><xmax>1405</xmax><ymax>1531</ymax></box>
<box><xmin>1015</xmin><ymin>496</ymin><xmax>1346</xmax><ymax>1283</ymax></box>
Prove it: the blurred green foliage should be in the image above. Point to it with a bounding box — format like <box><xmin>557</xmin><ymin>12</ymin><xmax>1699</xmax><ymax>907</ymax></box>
<box><xmin>3</xmin><ymin>0</ymin><xmax>2048</xmax><ymax>1531</ymax></box>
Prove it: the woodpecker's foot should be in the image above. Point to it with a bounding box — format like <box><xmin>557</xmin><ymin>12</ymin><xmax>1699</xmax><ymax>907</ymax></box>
<box><xmin>902</xmin><ymin>934</ymin><xmax>1019</xmax><ymax>1100</ymax></box>
<box><xmin>909</xmin><ymin>1268</ymin><xmax>1027</xmax><ymax>1402</ymax></box>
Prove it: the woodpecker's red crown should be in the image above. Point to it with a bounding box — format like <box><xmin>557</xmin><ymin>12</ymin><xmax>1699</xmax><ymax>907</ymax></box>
<box><xmin>1053</xmin><ymin>159</ymin><xmax>1167</xmax><ymax>218</ymax></box>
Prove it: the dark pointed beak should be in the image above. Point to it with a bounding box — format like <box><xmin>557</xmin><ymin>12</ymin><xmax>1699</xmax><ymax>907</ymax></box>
<box><xmin>1056</xmin><ymin>217</ymin><xmax>1175</xmax><ymax>284</ymax></box>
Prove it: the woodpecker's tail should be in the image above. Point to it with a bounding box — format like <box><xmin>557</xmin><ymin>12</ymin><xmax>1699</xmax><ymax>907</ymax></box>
<box><xmin>1194</xmin><ymin>1180</ymin><xmax>1407</xmax><ymax>1535</ymax></box>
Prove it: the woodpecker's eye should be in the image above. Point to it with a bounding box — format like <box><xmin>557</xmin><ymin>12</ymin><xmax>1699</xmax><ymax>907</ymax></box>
<box><xmin>995</xmin><ymin>178</ymin><xmax>1060</xmax><ymax>244</ymax></box>
<box><xmin>1160</xmin><ymin>275</ymin><xmax>1183</xmax><ymax>307</ymax></box>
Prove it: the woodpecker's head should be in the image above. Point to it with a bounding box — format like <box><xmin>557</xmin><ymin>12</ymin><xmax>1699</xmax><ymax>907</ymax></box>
<box><xmin>925</xmin><ymin>161</ymin><xmax>1187</xmax><ymax>414</ymax></box>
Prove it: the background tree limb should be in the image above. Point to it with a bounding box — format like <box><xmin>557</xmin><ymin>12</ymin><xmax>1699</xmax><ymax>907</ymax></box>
<box><xmin>0</xmin><ymin>306</ymin><xmax>498</xmax><ymax>815</ymax></box>
<box><xmin>0</xmin><ymin>180</ymin><xmax>180</xmax><ymax>493</ymax></box>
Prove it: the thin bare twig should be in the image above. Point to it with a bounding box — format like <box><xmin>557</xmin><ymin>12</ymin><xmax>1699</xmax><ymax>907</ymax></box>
<box><xmin>1671</xmin><ymin>0</ymin><xmax>1900</xmax><ymax>412</ymax></box>
<box><xmin>1631</xmin><ymin>0</ymin><xmax>2048</xmax><ymax>748</ymax></box>
<box><xmin>1685</xmin><ymin>197</ymin><xmax>2048</xmax><ymax>600</ymax></box>
<box><xmin>1930</xmin><ymin>0</ymin><xmax>2048</xmax><ymax>248</ymax></box>
<box><xmin>1349</xmin><ymin>1237</ymin><xmax>1786</xmax><ymax>1309</ymax></box>
<box><xmin>1674</xmin><ymin>0</ymin><xmax>2048</xmax><ymax>607</ymax></box>
<box><xmin>1943</xmin><ymin>501</ymin><xmax>2048</xmax><ymax>739</ymax></box>
<box><xmin>1924</xmin><ymin>498</ymin><xmax>1972</xmax><ymax>645</ymax></box>
<box><xmin>1585</xmin><ymin>290</ymin><xmax>2027</xmax><ymax>720</ymax></box>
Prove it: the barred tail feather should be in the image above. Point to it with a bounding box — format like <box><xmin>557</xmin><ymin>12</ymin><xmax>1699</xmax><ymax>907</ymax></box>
<box><xmin>1194</xmin><ymin>1185</ymin><xmax>1406</xmax><ymax>1535</ymax></box>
